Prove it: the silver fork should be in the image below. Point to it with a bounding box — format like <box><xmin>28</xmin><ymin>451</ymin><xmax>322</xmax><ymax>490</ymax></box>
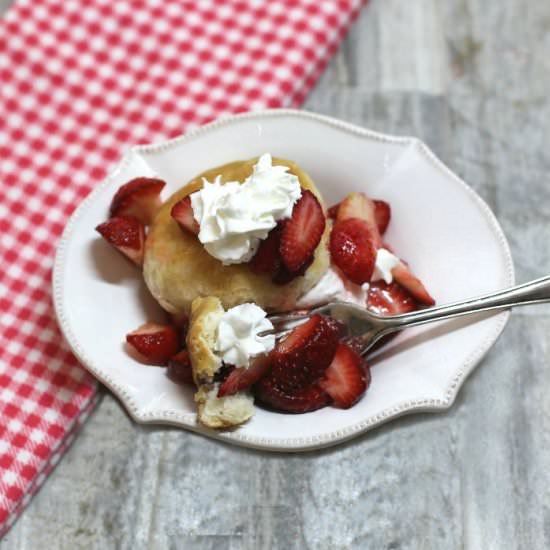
<box><xmin>264</xmin><ymin>275</ymin><xmax>550</xmax><ymax>355</ymax></box>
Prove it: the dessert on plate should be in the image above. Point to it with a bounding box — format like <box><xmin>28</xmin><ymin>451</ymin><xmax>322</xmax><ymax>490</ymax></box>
<box><xmin>95</xmin><ymin>153</ymin><xmax>434</xmax><ymax>428</ymax></box>
<box><xmin>144</xmin><ymin>155</ymin><xmax>330</xmax><ymax>314</ymax></box>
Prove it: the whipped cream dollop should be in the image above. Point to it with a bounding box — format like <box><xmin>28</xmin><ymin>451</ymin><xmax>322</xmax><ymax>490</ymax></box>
<box><xmin>190</xmin><ymin>153</ymin><xmax>302</xmax><ymax>265</ymax></box>
<box><xmin>372</xmin><ymin>248</ymin><xmax>401</xmax><ymax>284</ymax></box>
<box><xmin>296</xmin><ymin>248</ymin><xmax>401</xmax><ymax>307</ymax></box>
<box><xmin>214</xmin><ymin>303</ymin><xmax>275</xmax><ymax>368</ymax></box>
<box><xmin>296</xmin><ymin>266</ymin><xmax>369</xmax><ymax>308</ymax></box>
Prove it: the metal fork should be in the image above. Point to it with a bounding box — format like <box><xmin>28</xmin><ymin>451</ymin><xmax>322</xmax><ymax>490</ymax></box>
<box><xmin>264</xmin><ymin>275</ymin><xmax>550</xmax><ymax>355</ymax></box>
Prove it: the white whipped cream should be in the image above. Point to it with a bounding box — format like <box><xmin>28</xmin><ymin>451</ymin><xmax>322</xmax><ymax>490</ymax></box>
<box><xmin>372</xmin><ymin>248</ymin><xmax>401</xmax><ymax>284</ymax></box>
<box><xmin>190</xmin><ymin>153</ymin><xmax>302</xmax><ymax>265</ymax></box>
<box><xmin>296</xmin><ymin>266</ymin><xmax>369</xmax><ymax>308</ymax></box>
<box><xmin>214</xmin><ymin>303</ymin><xmax>275</xmax><ymax>368</ymax></box>
<box><xmin>296</xmin><ymin>248</ymin><xmax>401</xmax><ymax>307</ymax></box>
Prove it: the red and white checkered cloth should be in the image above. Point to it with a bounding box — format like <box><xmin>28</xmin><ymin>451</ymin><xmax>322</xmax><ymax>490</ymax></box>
<box><xmin>0</xmin><ymin>0</ymin><xmax>365</xmax><ymax>536</ymax></box>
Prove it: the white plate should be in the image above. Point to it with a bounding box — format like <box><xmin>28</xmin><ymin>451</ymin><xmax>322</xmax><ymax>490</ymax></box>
<box><xmin>53</xmin><ymin>109</ymin><xmax>514</xmax><ymax>452</ymax></box>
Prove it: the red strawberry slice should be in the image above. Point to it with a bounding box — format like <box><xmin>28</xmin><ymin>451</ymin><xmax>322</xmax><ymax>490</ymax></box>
<box><xmin>280</xmin><ymin>190</ymin><xmax>325</xmax><ymax>272</ymax></box>
<box><xmin>217</xmin><ymin>353</ymin><xmax>272</xmax><ymax>397</ymax></box>
<box><xmin>249</xmin><ymin>222</ymin><xmax>314</xmax><ymax>284</ymax></box>
<box><xmin>270</xmin><ymin>314</ymin><xmax>340</xmax><ymax>391</ymax></box>
<box><xmin>391</xmin><ymin>263</ymin><xmax>435</xmax><ymax>306</ymax></box>
<box><xmin>255</xmin><ymin>378</ymin><xmax>330</xmax><ymax>413</ymax></box>
<box><xmin>167</xmin><ymin>350</ymin><xmax>194</xmax><ymax>385</ymax></box>
<box><xmin>110</xmin><ymin>177</ymin><xmax>165</xmax><ymax>225</ymax></box>
<box><xmin>340</xmin><ymin>338</ymin><xmax>374</xmax><ymax>379</ymax></box>
<box><xmin>274</xmin><ymin>314</ymin><xmax>337</xmax><ymax>357</ymax></box>
<box><xmin>367</xmin><ymin>281</ymin><xmax>418</xmax><ymax>316</ymax></box>
<box><xmin>126</xmin><ymin>322</ymin><xmax>180</xmax><ymax>365</ymax></box>
<box><xmin>95</xmin><ymin>215</ymin><xmax>145</xmax><ymax>266</ymax></box>
<box><xmin>248</xmin><ymin>224</ymin><xmax>283</xmax><ymax>274</ymax></box>
<box><xmin>327</xmin><ymin>201</ymin><xmax>341</xmax><ymax>219</ymax></box>
<box><xmin>319</xmin><ymin>343</ymin><xmax>369</xmax><ymax>408</ymax></box>
<box><xmin>171</xmin><ymin>195</ymin><xmax>199</xmax><ymax>235</ymax></box>
<box><xmin>329</xmin><ymin>218</ymin><xmax>377</xmax><ymax>285</ymax></box>
<box><xmin>336</xmin><ymin>192</ymin><xmax>382</xmax><ymax>248</ymax></box>
<box><xmin>373</xmin><ymin>200</ymin><xmax>391</xmax><ymax>235</ymax></box>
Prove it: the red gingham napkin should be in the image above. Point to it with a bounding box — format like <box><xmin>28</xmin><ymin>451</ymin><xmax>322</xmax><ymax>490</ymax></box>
<box><xmin>0</xmin><ymin>0</ymin><xmax>365</xmax><ymax>536</ymax></box>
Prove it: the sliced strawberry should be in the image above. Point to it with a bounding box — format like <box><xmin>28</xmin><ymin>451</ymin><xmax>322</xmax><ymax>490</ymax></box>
<box><xmin>167</xmin><ymin>350</ymin><xmax>194</xmax><ymax>385</ymax></box>
<box><xmin>257</xmin><ymin>315</ymin><xmax>339</xmax><ymax>404</ymax></box>
<box><xmin>327</xmin><ymin>201</ymin><xmax>341</xmax><ymax>219</ymax></box>
<box><xmin>340</xmin><ymin>338</ymin><xmax>377</xmax><ymax>377</ymax></box>
<box><xmin>319</xmin><ymin>343</ymin><xmax>369</xmax><ymax>408</ymax></box>
<box><xmin>274</xmin><ymin>314</ymin><xmax>336</xmax><ymax>357</ymax></box>
<box><xmin>171</xmin><ymin>195</ymin><xmax>199</xmax><ymax>235</ymax></box>
<box><xmin>367</xmin><ymin>281</ymin><xmax>418</xmax><ymax>316</ymax></box>
<box><xmin>217</xmin><ymin>354</ymin><xmax>272</xmax><ymax>397</ymax></box>
<box><xmin>95</xmin><ymin>215</ymin><xmax>145</xmax><ymax>266</ymax></box>
<box><xmin>373</xmin><ymin>200</ymin><xmax>391</xmax><ymax>235</ymax></box>
<box><xmin>110</xmin><ymin>177</ymin><xmax>165</xmax><ymax>225</ymax></box>
<box><xmin>329</xmin><ymin>218</ymin><xmax>376</xmax><ymax>285</ymax></box>
<box><xmin>336</xmin><ymin>192</ymin><xmax>382</xmax><ymax>247</ymax></box>
<box><xmin>248</xmin><ymin>224</ymin><xmax>282</xmax><ymax>274</ymax></box>
<box><xmin>336</xmin><ymin>192</ymin><xmax>370</xmax><ymax>221</ymax></box>
<box><xmin>391</xmin><ymin>263</ymin><xmax>435</xmax><ymax>306</ymax></box>
<box><xmin>280</xmin><ymin>190</ymin><xmax>325</xmax><ymax>272</ymax></box>
<box><xmin>254</xmin><ymin>378</ymin><xmax>330</xmax><ymax>413</ymax></box>
<box><xmin>250</xmin><ymin>221</ymin><xmax>314</xmax><ymax>284</ymax></box>
<box><xmin>126</xmin><ymin>322</ymin><xmax>179</xmax><ymax>365</ymax></box>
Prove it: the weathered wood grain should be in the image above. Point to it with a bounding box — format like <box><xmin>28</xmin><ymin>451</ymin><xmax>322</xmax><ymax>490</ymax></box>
<box><xmin>3</xmin><ymin>0</ymin><xmax>550</xmax><ymax>548</ymax></box>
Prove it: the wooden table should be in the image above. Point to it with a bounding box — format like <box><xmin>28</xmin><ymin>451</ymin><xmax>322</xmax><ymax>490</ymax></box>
<box><xmin>3</xmin><ymin>1</ymin><xmax>550</xmax><ymax>548</ymax></box>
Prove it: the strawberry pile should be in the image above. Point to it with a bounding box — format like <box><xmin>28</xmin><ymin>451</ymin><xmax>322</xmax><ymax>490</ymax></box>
<box><xmin>95</xmin><ymin>177</ymin><xmax>166</xmax><ymax>265</ymax></box>
<box><xmin>94</xmin><ymin>175</ymin><xmax>198</xmax><ymax>383</ymax></box>
<box><xmin>96</xmin><ymin>174</ymin><xmax>435</xmax><ymax>417</ymax></box>
<box><xmin>254</xmin><ymin>315</ymin><xmax>369</xmax><ymax>412</ymax></box>
<box><xmin>123</xmin><ymin>312</ymin><xmax>370</xmax><ymax>414</ymax></box>
<box><xmin>328</xmin><ymin>192</ymin><xmax>434</xmax><ymax>306</ymax></box>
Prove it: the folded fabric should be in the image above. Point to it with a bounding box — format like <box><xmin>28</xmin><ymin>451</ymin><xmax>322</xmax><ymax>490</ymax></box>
<box><xmin>0</xmin><ymin>0</ymin><xmax>365</xmax><ymax>536</ymax></box>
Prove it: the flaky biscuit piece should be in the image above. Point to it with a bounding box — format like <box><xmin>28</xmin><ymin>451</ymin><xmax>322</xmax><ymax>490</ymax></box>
<box><xmin>187</xmin><ymin>296</ymin><xmax>254</xmax><ymax>429</ymax></box>
<box><xmin>143</xmin><ymin>157</ymin><xmax>330</xmax><ymax>316</ymax></box>
<box><xmin>186</xmin><ymin>296</ymin><xmax>223</xmax><ymax>385</ymax></box>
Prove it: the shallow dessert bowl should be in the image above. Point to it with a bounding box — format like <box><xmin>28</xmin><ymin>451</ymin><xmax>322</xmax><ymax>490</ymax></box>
<box><xmin>53</xmin><ymin>109</ymin><xmax>514</xmax><ymax>452</ymax></box>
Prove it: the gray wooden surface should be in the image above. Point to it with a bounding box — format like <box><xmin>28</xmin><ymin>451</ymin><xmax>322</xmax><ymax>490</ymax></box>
<box><xmin>3</xmin><ymin>1</ymin><xmax>550</xmax><ymax>548</ymax></box>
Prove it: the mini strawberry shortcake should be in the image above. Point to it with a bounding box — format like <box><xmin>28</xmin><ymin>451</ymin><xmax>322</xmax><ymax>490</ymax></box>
<box><xmin>144</xmin><ymin>154</ymin><xmax>330</xmax><ymax>315</ymax></box>
<box><xmin>95</xmin><ymin>153</ymin><xmax>434</xmax><ymax>429</ymax></box>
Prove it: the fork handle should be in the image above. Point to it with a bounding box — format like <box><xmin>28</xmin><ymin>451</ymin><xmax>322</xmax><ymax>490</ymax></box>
<box><xmin>375</xmin><ymin>274</ymin><xmax>550</xmax><ymax>339</ymax></box>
